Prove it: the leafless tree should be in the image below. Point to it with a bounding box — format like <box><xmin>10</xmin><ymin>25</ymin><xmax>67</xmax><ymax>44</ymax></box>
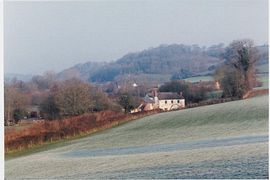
<box><xmin>4</xmin><ymin>84</ymin><xmax>29</xmax><ymax>124</ymax></box>
<box><xmin>54</xmin><ymin>78</ymin><xmax>94</xmax><ymax>116</ymax></box>
<box><xmin>215</xmin><ymin>39</ymin><xmax>260</xmax><ymax>98</ymax></box>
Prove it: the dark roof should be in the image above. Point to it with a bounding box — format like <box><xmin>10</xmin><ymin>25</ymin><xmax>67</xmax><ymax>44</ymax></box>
<box><xmin>143</xmin><ymin>95</ymin><xmax>155</xmax><ymax>103</ymax></box>
<box><xmin>144</xmin><ymin>98</ymin><xmax>155</xmax><ymax>103</ymax></box>
<box><xmin>157</xmin><ymin>92</ymin><xmax>184</xmax><ymax>100</ymax></box>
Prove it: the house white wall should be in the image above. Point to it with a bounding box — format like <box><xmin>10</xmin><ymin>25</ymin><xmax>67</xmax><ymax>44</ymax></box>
<box><xmin>144</xmin><ymin>103</ymin><xmax>154</xmax><ymax>111</ymax></box>
<box><xmin>158</xmin><ymin>99</ymin><xmax>185</xmax><ymax>111</ymax></box>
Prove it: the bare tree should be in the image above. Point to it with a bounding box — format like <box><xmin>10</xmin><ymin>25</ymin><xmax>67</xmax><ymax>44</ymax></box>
<box><xmin>31</xmin><ymin>71</ymin><xmax>57</xmax><ymax>90</ymax></box>
<box><xmin>54</xmin><ymin>78</ymin><xmax>94</xmax><ymax>116</ymax></box>
<box><xmin>215</xmin><ymin>39</ymin><xmax>260</xmax><ymax>98</ymax></box>
<box><xmin>39</xmin><ymin>95</ymin><xmax>60</xmax><ymax>120</ymax></box>
<box><xmin>4</xmin><ymin>84</ymin><xmax>29</xmax><ymax>124</ymax></box>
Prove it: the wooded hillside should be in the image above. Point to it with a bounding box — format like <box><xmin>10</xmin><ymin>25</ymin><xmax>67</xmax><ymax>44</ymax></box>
<box><xmin>57</xmin><ymin>44</ymin><xmax>268</xmax><ymax>83</ymax></box>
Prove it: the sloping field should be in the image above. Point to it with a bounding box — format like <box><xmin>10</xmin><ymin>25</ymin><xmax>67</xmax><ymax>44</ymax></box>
<box><xmin>184</xmin><ymin>75</ymin><xmax>213</xmax><ymax>82</ymax></box>
<box><xmin>5</xmin><ymin>95</ymin><xmax>268</xmax><ymax>179</ymax></box>
<box><xmin>256</xmin><ymin>63</ymin><xmax>269</xmax><ymax>74</ymax></box>
<box><xmin>256</xmin><ymin>63</ymin><xmax>268</xmax><ymax>89</ymax></box>
<box><xmin>257</xmin><ymin>74</ymin><xmax>269</xmax><ymax>89</ymax></box>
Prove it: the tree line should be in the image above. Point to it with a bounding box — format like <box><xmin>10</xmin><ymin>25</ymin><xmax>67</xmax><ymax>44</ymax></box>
<box><xmin>4</xmin><ymin>76</ymin><xmax>122</xmax><ymax>125</ymax></box>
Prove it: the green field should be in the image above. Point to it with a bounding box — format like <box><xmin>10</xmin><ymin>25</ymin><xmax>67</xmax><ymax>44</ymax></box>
<box><xmin>257</xmin><ymin>74</ymin><xmax>269</xmax><ymax>89</ymax></box>
<box><xmin>255</xmin><ymin>63</ymin><xmax>268</xmax><ymax>89</ymax></box>
<box><xmin>5</xmin><ymin>95</ymin><xmax>268</xmax><ymax>179</ymax></box>
<box><xmin>116</xmin><ymin>73</ymin><xmax>172</xmax><ymax>86</ymax></box>
<box><xmin>184</xmin><ymin>75</ymin><xmax>213</xmax><ymax>82</ymax></box>
<box><xmin>256</xmin><ymin>63</ymin><xmax>269</xmax><ymax>74</ymax></box>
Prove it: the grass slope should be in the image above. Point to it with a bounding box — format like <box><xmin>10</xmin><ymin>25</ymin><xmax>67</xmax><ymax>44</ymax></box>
<box><xmin>257</xmin><ymin>74</ymin><xmax>269</xmax><ymax>89</ymax></box>
<box><xmin>256</xmin><ymin>63</ymin><xmax>269</xmax><ymax>89</ymax></box>
<box><xmin>5</xmin><ymin>95</ymin><xmax>268</xmax><ymax>179</ymax></box>
<box><xmin>184</xmin><ymin>75</ymin><xmax>213</xmax><ymax>82</ymax></box>
<box><xmin>256</xmin><ymin>63</ymin><xmax>269</xmax><ymax>74</ymax></box>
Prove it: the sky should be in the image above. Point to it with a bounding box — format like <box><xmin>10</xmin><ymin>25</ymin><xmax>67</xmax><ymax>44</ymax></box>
<box><xmin>4</xmin><ymin>0</ymin><xmax>269</xmax><ymax>75</ymax></box>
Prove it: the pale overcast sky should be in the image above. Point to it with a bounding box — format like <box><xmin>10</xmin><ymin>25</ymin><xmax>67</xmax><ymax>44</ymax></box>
<box><xmin>4</xmin><ymin>0</ymin><xmax>268</xmax><ymax>75</ymax></box>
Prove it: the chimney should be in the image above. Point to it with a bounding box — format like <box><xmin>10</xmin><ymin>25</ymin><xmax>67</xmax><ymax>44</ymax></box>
<box><xmin>154</xmin><ymin>89</ymin><xmax>158</xmax><ymax>97</ymax></box>
<box><xmin>153</xmin><ymin>89</ymin><xmax>159</xmax><ymax>105</ymax></box>
<box><xmin>179</xmin><ymin>91</ymin><xmax>183</xmax><ymax>97</ymax></box>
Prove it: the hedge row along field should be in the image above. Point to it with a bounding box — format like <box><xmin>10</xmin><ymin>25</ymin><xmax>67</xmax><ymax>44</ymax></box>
<box><xmin>5</xmin><ymin>110</ymin><xmax>159</xmax><ymax>153</ymax></box>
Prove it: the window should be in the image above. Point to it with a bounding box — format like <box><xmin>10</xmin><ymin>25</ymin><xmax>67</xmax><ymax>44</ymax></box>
<box><xmin>177</xmin><ymin>100</ymin><xmax>180</xmax><ymax>103</ymax></box>
<box><xmin>165</xmin><ymin>100</ymin><xmax>167</xmax><ymax>104</ymax></box>
<box><xmin>171</xmin><ymin>100</ymin><xmax>173</xmax><ymax>104</ymax></box>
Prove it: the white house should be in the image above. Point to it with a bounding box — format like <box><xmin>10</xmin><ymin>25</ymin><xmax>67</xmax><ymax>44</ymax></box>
<box><xmin>140</xmin><ymin>90</ymin><xmax>185</xmax><ymax>111</ymax></box>
<box><xmin>156</xmin><ymin>92</ymin><xmax>185</xmax><ymax>111</ymax></box>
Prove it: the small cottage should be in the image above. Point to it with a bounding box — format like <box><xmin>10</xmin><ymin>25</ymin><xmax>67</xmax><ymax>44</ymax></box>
<box><xmin>140</xmin><ymin>90</ymin><xmax>185</xmax><ymax>111</ymax></box>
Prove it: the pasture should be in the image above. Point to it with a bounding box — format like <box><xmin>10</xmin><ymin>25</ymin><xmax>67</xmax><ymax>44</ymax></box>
<box><xmin>184</xmin><ymin>75</ymin><xmax>213</xmax><ymax>82</ymax></box>
<box><xmin>256</xmin><ymin>63</ymin><xmax>269</xmax><ymax>74</ymax></box>
<box><xmin>257</xmin><ymin>74</ymin><xmax>269</xmax><ymax>89</ymax></box>
<box><xmin>5</xmin><ymin>95</ymin><xmax>268</xmax><ymax>179</ymax></box>
<box><xmin>256</xmin><ymin>63</ymin><xmax>268</xmax><ymax>89</ymax></box>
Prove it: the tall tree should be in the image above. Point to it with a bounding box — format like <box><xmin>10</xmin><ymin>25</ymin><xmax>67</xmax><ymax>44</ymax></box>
<box><xmin>39</xmin><ymin>96</ymin><xmax>60</xmax><ymax>120</ymax></box>
<box><xmin>215</xmin><ymin>39</ymin><xmax>259</xmax><ymax>98</ymax></box>
<box><xmin>118</xmin><ymin>93</ymin><xmax>141</xmax><ymax>113</ymax></box>
<box><xmin>4</xmin><ymin>84</ymin><xmax>28</xmax><ymax>124</ymax></box>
